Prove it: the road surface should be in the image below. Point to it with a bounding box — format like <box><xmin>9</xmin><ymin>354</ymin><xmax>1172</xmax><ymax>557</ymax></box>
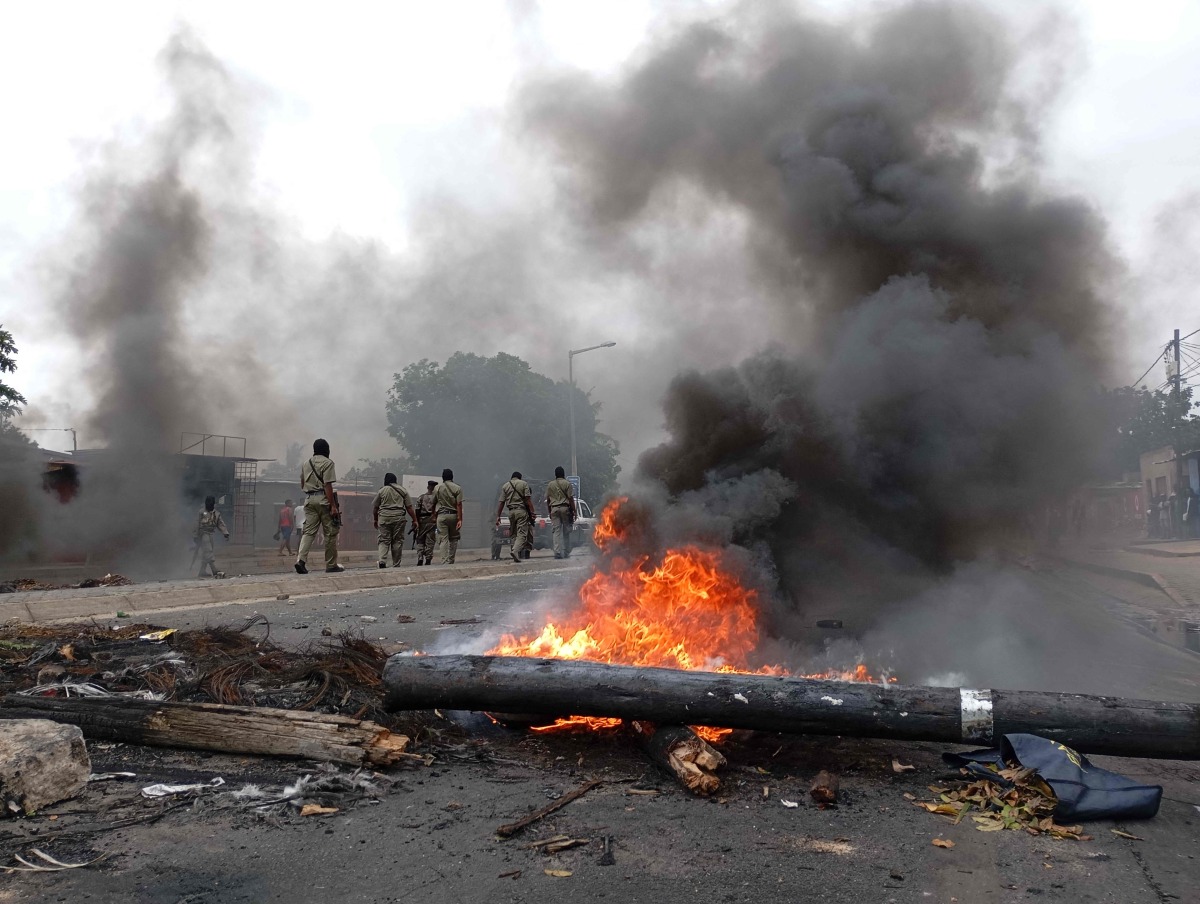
<box><xmin>3</xmin><ymin>559</ymin><xmax>1199</xmax><ymax>903</ymax></box>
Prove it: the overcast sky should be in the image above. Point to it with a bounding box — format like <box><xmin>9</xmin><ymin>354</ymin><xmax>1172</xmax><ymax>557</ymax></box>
<box><xmin>3</xmin><ymin>0</ymin><xmax>1200</xmax><ymax>474</ymax></box>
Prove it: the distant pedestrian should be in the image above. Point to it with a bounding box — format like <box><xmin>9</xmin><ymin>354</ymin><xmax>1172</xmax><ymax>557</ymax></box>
<box><xmin>434</xmin><ymin>468</ymin><xmax>464</xmax><ymax>565</ymax></box>
<box><xmin>1185</xmin><ymin>487</ymin><xmax>1199</xmax><ymax>539</ymax></box>
<box><xmin>414</xmin><ymin>480</ymin><xmax>438</xmax><ymax>566</ymax></box>
<box><xmin>295</xmin><ymin>438</ymin><xmax>343</xmax><ymax>574</ymax></box>
<box><xmin>544</xmin><ymin>466</ymin><xmax>577</xmax><ymax>559</ymax></box>
<box><xmin>195</xmin><ymin>495</ymin><xmax>230</xmax><ymax>578</ymax></box>
<box><xmin>277</xmin><ymin>498</ymin><xmax>295</xmax><ymax>556</ymax></box>
<box><xmin>373</xmin><ymin>473</ymin><xmax>417</xmax><ymax>568</ymax></box>
<box><xmin>496</xmin><ymin>471</ymin><xmax>535</xmax><ymax>563</ymax></box>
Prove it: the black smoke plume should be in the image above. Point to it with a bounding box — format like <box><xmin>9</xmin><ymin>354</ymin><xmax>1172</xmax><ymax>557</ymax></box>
<box><xmin>520</xmin><ymin>2</ymin><xmax>1118</xmax><ymax>632</ymax></box>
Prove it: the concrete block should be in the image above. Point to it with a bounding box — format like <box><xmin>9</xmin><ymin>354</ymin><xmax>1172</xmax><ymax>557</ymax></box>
<box><xmin>0</xmin><ymin>720</ymin><xmax>91</xmax><ymax>816</ymax></box>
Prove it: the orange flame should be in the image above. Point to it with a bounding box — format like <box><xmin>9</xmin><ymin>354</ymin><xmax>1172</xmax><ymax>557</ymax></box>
<box><xmin>488</xmin><ymin>498</ymin><xmax>892</xmax><ymax>740</ymax></box>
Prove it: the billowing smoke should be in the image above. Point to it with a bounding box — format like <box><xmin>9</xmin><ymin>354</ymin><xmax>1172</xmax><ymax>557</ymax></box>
<box><xmin>25</xmin><ymin>31</ymin><xmax>257</xmax><ymax>571</ymax></box>
<box><xmin>518</xmin><ymin>2</ymin><xmax>1119</xmax><ymax>645</ymax></box>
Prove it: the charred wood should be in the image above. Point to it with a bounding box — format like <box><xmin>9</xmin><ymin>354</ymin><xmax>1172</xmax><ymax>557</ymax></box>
<box><xmin>629</xmin><ymin>721</ymin><xmax>725</xmax><ymax>795</ymax></box>
<box><xmin>809</xmin><ymin>770</ymin><xmax>839</xmax><ymax>806</ymax></box>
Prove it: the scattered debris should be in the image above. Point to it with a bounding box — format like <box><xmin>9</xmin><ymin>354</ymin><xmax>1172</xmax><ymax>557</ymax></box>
<box><xmin>544</xmin><ymin>869</ymin><xmax>572</xmax><ymax>878</ymax></box>
<box><xmin>914</xmin><ymin>765</ymin><xmax>1092</xmax><ymax>840</ymax></box>
<box><xmin>396</xmin><ymin>614</ymin><xmax>415</xmax><ymax>623</ymax></box>
<box><xmin>781</xmin><ymin>799</ymin><xmax>799</xmax><ymax>808</ymax></box>
<box><xmin>932</xmin><ymin>838</ymin><xmax>955</xmax><ymax>849</ymax></box>
<box><xmin>142</xmin><ymin>777</ymin><xmax>226</xmax><ymax>798</ymax></box>
<box><xmin>495</xmin><ymin>779</ymin><xmax>603</xmax><ymax>838</ymax></box>
<box><xmin>138</xmin><ymin>629</ymin><xmax>176</xmax><ymax>643</ymax></box>
<box><xmin>810</xmin><ymin>770</ymin><xmax>840</xmax><ymax>807</ymax></box>
<box><xmin>527</xmin><ymin>835</ymin><xmax>589</xmax><ymax>853</ymax></box>
<box><xmin>498</xmin><ymin>869</ymin><xmax>522</xmax><ymax>879</ymax></box>
<box><xmin>0</xmin><ymin>574</ymin><xmax>133</xmax><ymax>594</ymax></box>
<box><xmin>299</xmin><ymin>804</ymin><xmax>338</xmax><ymax>817</ymax></box>
<box><xmin>229</xmin><ymin>764</ymin><xmax>393</xmax><ymax>815</ymax></box>
<box><xmin>597</xmin><ymin>835</ymin><xmax>616</xmax><ymax>866</ymax></box>
<box><xmin>439</xmin><ymin>617</ymin><xmax>482</xmax><ymax>626</ymax></box>
<box><xmin>360</xmin><ymin>616</ymin><xmax>377</xmax><ymax>623</ymax></box>
<box><xmin>276</xmin><ymin>594</ymin><xmax>290</xmax><ymax>601</ymax></box>
<box><xmin>3</xmin><ymin>848</ymin><xmax>108</xmax><ymax>873</ymax></box>
<box><xmin>892</xmin><ymin>759</ymin><xmax>916</xmax><ymax>773</ymax></box>
<box><xmin>1111</xmin><ymin>829</ymin><xmax>1143</xmax><ymax>841</ymax></box>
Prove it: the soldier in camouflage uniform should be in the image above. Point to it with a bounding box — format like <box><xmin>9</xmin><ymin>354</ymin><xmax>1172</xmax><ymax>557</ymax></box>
<box><xmin>414</xmin><ymin>480</ymin><xmax>438</xmax><ymax>566</ymax></box>
<box><xmin>434</xmin><ymin>468</ymin><xmax>464</xmax><ymax>565</ymax></box>
<box><xmin>544</xmin><ymin>466</ymin><xmax>577</xmax><ymax>559</ymax></box>
<box><xmin>495</xmin><ymin>471</ymin><xmax>535</xmax><ymax>563</ymax></box>
<box><xmin>373</xmin><ymin>473</ymin><xmax>417</xmax><ymax>568</ymax></box>
<box><xmin>194</xmin><ymin>495</ymin><xmax>230</xmax><ymax>578</ymax></box>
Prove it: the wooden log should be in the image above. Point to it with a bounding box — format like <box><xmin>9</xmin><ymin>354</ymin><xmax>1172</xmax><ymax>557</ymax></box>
<box><xmin>0</xmin><ymin>720</ymin><xmax>90</xmax><ymax>816</ymax></box>
<box><xmin>629</xmin><ymin>721</ymin><xmax>725</xmax><ymax>795</ymax></box>
<box><xmin>0</xmin><ymin>696</ymin><xmax>413</xmax><ymax>768</ymax></box>
<box><xmin>382</xmin><ymin>654</ymin><xmax>1200</xmax><ymax>760</ymax></box>
<box><xmin>809</xmin><ymin>770</ymin><xmax>839</xmax><ymax>807</ymax></box>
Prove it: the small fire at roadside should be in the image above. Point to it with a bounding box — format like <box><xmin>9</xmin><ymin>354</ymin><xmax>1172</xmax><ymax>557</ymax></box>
<box><xmin>489</xmin><ymin>498</ymin><xmax>894</xmax><ymax>741</ymax></box>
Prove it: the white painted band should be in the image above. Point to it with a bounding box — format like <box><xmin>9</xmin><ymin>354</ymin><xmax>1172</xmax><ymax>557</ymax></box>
<box><xmin>960</xmin><ymin>688</ymin><xmax>994</xmax><ymax>743</ymax></box>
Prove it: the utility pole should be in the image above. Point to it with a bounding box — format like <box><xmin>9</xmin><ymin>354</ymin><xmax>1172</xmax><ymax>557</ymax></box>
<box><xmin>567</xmin><ymin>342</ymin><xmax>617</xmax><ymax>479</ymax></box>
<box><xmin>1175</xmin><ymin>328</ymin><xmax>1182</xmax><ymax>403</ymax></box>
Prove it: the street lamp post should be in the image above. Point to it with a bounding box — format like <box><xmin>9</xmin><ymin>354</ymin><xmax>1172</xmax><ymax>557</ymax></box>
<box><xmin>568</xmin><ymin>342</ymin><xmax>616</xmax><ymax>481</ymax></box>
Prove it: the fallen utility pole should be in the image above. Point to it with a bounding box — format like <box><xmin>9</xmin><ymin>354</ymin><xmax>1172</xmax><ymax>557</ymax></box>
<box><xmin>0</xmin><ymin>696</ymin><xmax>414</xmax><ymax>768</ymax></box>
<box><xmin>382</xmin><ymin>654</ymin><xmax>1200</xmax><ymax>760</ymax></box>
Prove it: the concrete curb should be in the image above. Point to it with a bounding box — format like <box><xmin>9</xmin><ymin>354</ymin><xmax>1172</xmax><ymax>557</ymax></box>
<box><xmin>1</xmin><ymin>557</ymin><xmax>585</xmax><ymax>624</ymax></box>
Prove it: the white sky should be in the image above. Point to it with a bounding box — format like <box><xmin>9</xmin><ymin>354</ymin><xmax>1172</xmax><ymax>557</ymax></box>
<box><xmin>3</xmin><ymin>0</ymin><xmax>1200</xmax><ymax>464</ymax></box>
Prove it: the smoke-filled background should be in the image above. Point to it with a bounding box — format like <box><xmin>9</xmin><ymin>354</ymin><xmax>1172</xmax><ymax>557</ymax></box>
<box><xmin>0</xmin><ymin>0</ymin><xmax>1195</xmax><ymax>671</ymax></box>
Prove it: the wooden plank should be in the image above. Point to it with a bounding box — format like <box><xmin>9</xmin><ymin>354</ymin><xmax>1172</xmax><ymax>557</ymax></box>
<box><xmin>0</xmin><ymin>696</ymin><xmax>412</xmax><ymax>767</ymax></box>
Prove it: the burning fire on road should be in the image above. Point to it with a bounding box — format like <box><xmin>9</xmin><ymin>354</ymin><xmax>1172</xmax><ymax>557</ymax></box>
<box><xmin>489</xmin><ymin>498</ymin><xmax>895</xmax><ymax>741</ymax></box>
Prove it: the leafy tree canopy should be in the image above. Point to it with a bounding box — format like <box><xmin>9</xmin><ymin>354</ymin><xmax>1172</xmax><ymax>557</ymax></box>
<box><xmin>0</xmin><ymin>325</ymin><xmax>27</xmax><ymax>421</ymax></box>
<box><xmin>1101</xmin><ymin>385</ymin><xmax>1200</xmax><ymax>475</ymax></box>
<box><xmin>386</xmin><ymin>352</ymin><xmax>619</xmax><ymax>503</ymax></box>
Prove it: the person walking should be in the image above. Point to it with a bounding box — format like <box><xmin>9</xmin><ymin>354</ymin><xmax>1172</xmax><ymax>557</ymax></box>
<box><xmin>195</xmin><ymin>495</ymin><xmax>230</xmax><ymax>578</ymax></box>
<box><xmin>434</xmin><ymin>468</ymin><xmax>464</xmax><ymax>565</ymax></box>
<box><xmin>295</xmin><ymin>438</ymin><xmax>343</xmax><ymax>574</ymax></box>
<box><xmin>496</xmin><ymin>471</ymin><xmax>535</xmax><ymax>563</ymax></box>
<box><xmin>414</xmin><ymin>480</ymin><xmax>438</xmax><ymax>565</ymax></box>
<box><xmin>544</xmin><ymin>466</ymin><xmax>577</xmax><ymax>559</ymax></box>
<box><xmin>373</xmin><ymin>473</ymin><xmax>417</xmax><ymax>568</ymax></box>
<box><xmin>277</xmin><ymin>498</ymin><xmax>295</xmax><ymax>556</ymax></box>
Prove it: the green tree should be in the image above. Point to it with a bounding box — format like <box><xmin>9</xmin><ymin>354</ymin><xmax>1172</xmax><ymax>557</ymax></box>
<box><xmin>0</xmin><ymin>326</ymin><xmax>27</xmax><ymax>421</ymax></box>
<box><xmin>1102</xmin><ymin>385</ymin><xmax>1200</xmax><ymax>474</ymax></box>
<box><xmin>386</xmin><ymin>352</ymin><xmax>620</xmax><ymax>503</ymax></box>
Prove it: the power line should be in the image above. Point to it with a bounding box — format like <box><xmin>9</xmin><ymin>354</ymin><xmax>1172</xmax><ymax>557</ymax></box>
<box><xmin>1130</xmin><ymin>344</ymin><xmax>1170</xmax><ymax>388</ymax></box>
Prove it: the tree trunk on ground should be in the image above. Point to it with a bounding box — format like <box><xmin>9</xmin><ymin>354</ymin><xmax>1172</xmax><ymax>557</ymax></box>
<box><xmin>0</xmin><ymin>697</ymin><xmax>413</xmax><ymax>768</ymax></box>
<box><xmin>382</xmin><ymin>654</ymin><xmax>1200</xmax><ymax>760</ymax></box>
<box><xmin>0</xmin><ymin>720</ymin><xmax>90</xmax><ymax>816</ymax></box>
<box><xmin>629</xmin><ymin>721</ymin><xmax>725</xmax><ymax>795</ymax></box>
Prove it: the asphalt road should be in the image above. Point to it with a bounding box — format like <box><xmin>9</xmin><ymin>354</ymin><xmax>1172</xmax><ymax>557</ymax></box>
<box><xmin>5</xmin><ymin>562</ymin><xmax>1200</xmax><ymax>903</ymax></box>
